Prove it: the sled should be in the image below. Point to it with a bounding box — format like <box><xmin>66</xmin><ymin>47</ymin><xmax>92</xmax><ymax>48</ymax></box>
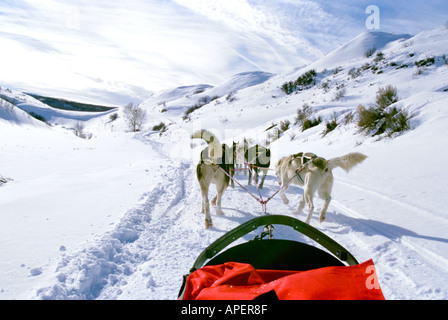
<box><xmin>178</xmin><ymin>215</ymin><xmax>384</xmax><ymax>300</ymax></box>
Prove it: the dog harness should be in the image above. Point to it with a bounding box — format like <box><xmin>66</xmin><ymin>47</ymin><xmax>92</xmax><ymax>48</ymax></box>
<box><xmin>293</xmin><ymin>152</ymin><xmax>317</xmax><ymax>184</ymax></box>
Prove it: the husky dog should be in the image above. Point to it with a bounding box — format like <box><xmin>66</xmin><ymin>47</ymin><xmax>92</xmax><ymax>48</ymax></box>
<box><xmin>276</xmin><ymin>152</ymin><xmax>367</xmax><ymax>224</ymax></box>
<box><xmin>234</xmin><ymin>138</ymin><xmax>249</xmax><ymax>177</ymax></box>
<box><xmin>191</xmin><ymin>130</ymin><xmax>236</xmax><ymax>228</ymax></box>
<box><xmin>245</xmin><ymin>144</ymin><xmax>271</xmax><ymax>189</ymax></box>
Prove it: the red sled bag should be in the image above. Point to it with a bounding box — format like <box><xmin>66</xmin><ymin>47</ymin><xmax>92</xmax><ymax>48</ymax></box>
<box><xmin>178</xmin><ymin>215</ymin><xmax>386</xmax><ymax>300</ymax></box>
<box><xmin>183</xmin><ymin>260</ymin><xmax>384</xmax><ymax>300</ymax></box>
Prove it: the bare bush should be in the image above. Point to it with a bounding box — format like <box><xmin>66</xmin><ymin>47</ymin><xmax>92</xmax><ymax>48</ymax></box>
<box><xmin>333</xmin><ymin>87</ymin><xmax>347</xmax><ymax>101</ymax></box>
<box><xmin>74</xmin><ymin>121</ymin><xmax>85</xmax><ymax>137</ymax></box>
<box><xmin>73</xmin><ymin>121</ymin><xmax>92</xmax><ymax>139</ymax></box>
<box><xmin>123</xmin><ymin>103</ymin><xmax>147</xmax><ymax>132</ymax></box>
<box><xmin>0</xmin><ymin>98</ymin><xmax>15</xmax><ymax>112</ymax></box>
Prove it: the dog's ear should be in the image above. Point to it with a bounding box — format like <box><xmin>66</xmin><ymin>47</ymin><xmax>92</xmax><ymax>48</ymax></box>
<box><xmin>293</xmin><ymin>152</ymin><xmax>303</xmax><ymax>159</ymax></box>
<box><xmin>266</xmin><ymin>149</ymin><xmax>271</xmax><ymax>157</ymax></box>
<box><xmin>312</xmin><ymin>157</ymin><xmax>326</xmax><ymax>170</ymax></box>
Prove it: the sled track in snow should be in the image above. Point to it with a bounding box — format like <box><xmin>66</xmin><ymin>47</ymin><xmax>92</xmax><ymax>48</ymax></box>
<box><xmin>36</xmin><ymin>161</ymin><xmax>198</xmax><ymax>299</ymax></box>
<box><xmin>333</xmin><ymin>180</ymin><xmax>448</xmax><ymax>272</ymax></box>
<box><xmin>329</xmin><ymin>180</ymin><xmax>448</xmax><ymax>299</ymax></box>
<box><xmin>336</xmin><ymin>180</ymin><xmax>446</xmax><ymax>223</ymax></box>
<box><xmin>36</xmin><ymin>154</ymin><xmax>246</xmax><ymax>300</ymax></box>
<box><xmin>35</xmin><ymin>152</ymin><xmax>448</xmax><ymax>299</ymax></box>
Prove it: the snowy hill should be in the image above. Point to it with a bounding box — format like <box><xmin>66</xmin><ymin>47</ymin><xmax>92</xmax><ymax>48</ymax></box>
<box><xmin>139</xmin><ymin>71</ymin><xmax>274</xmax><ymax>114</ymax></box>
<box><xmin>310</xmin><ymin>30</ymin><xmax>412</xmax><ymax>70</ymax></box>
<box><xmin>0</xmin><ymin>98</ymin><xmax>48</xmax><ymax>128</ymax></box>
<box><xmin>0</xmin><ymin>89</ymin><xmax>116</xmax><ymax>127</ymax></box>
<box><xmin>1</xmin><ymin>26</ymin><xmax>448</xmax><ymax>300</ymax></box>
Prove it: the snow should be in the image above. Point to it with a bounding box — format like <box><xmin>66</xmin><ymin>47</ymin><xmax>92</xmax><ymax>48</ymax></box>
<box><xmin>1</xmin><ymin>25</ymin><xmax>448</xmax><ymax>300</ymax></box>
<box><xmin>309</xmin><ymin>30</ymin><xmax>412</xmax><ymax>70</ymax></box>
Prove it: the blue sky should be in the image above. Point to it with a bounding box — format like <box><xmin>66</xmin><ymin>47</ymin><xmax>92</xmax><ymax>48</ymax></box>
<box><xmin>0</xmin><ymin>0</ymin><xmax>446</xmax><ymax>105</ymax></box>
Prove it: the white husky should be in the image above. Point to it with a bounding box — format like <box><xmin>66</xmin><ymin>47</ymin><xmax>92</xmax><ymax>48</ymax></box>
<box><xmin>275</xmin><ymin>152</ymin><xmax>367</xmax><ymax>224</ymax></box>
<box><xmin>191</xmin><ymin>130</ymin><xmax>236</xmax><ymax>229</ymax></box>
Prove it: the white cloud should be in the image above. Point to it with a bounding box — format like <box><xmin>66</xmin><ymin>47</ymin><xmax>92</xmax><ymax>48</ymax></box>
<box><xmin>173</xmin><ymin>0</ymin><xmax>326</xmax><ymax>59</ymax></box>
<box><xmin>3</xmin><ymin>0</ymin><xmax>320</xmax><ymax>105</ymax></box>
<box><xmin>0</xmin><ymin>0</ymin><xmax>333</xmax><ymax>105</ymax></box>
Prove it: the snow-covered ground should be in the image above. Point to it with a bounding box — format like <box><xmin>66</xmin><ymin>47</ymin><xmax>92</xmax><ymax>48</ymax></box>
<box><xmin>1</xmin><ymin>26</ymin><xmax>448</xmax><ymax>300</ymax></box>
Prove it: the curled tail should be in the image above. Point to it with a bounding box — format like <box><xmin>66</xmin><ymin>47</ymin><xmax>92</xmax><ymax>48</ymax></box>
<box><xmin>326</xmin><ymin>152</ymin><xmax>367</xmax><ymax>172</ymax></box>
<box><xmin>191</xmin><ymin>129</ymin><xmax>222</xmax><ymax>160</ymax></box>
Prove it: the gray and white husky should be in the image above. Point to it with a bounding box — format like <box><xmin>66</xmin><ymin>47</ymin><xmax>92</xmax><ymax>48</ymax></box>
<box><xmin>191</xmin><ymin>130</ymin><xmax>236</xmax><ymax>229</ymax></box>
<box><xmin>275</xmin><ymin>152</ymin><xmax>367</xmax><ymax>224</ymax></box>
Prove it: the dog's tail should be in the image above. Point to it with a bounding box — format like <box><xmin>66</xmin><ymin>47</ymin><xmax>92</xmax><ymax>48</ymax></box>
<box><xmin>326</xmin><ymin>152</ymin><xmax>367</xmax><ymax>172</ymax></box>
<box><xmin>191</xmin><ymin>129</ymin><xmax>222</xmax><ymax>160</ymax></box>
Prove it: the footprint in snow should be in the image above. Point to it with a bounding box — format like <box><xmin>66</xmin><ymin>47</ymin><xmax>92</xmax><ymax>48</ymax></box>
<box><xmin>30</xmin><ymin>267</ymin><xmax>43</xmax><ymax>276</ymax></box>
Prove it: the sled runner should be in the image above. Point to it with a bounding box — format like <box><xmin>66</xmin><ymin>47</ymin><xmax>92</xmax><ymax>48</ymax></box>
<box><xmin>178</xmin><ymin>215</ymin><xmax>384</xmax><ymax>300</ymax></box>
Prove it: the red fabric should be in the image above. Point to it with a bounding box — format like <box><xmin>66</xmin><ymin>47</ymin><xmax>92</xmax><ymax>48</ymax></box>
<box><xmin>183</xmin><ymin>260</ymin><xmax>385</xmax><ymax>300</ymax></box>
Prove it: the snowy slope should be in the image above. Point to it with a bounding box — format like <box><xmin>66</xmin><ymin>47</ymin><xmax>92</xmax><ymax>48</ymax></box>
<box><xmin>1</xmin><ymin>26</ymin><xmax>448</xmax><ymax>300</ymax></box>
<box><xmin>1</xmin><ymin>95</ymin><xmax>49</xmax><ymax>128</ymax></box>
<box><xmin>310</xmin><ymin>31</ymin><xmax>412</xmax><ymax>70</ymax></box>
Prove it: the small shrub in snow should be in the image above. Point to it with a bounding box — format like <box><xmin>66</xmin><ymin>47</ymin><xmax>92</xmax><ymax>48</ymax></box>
<box><xmin>321</xmin><ymin>80</ymin><xmax>331</xmax><ymax>93</ymax></box>
<box><xmin>281</xmin><ymin>69</ymin><xmax>317</xmax><ymax>94</ymax></box>
<box><xmin>365</xmin><ymin>47</ymin><xmax>376</xmax><ymax>58</ymax></box>
<box><xmin>28</xmin><ymin>112</ymin><xmax>48</xmax><ymax>124</ymax></box>
<box><xmin>376</xmin><ymin>85</ymin><xmax>398</xmax><ymax>109</ymax></box>
<box><xmin>356</xmin><ymin>85</ymin><xmax>412</xmax><ymax>137</ymax></box>
<box><xmin>414</xmin><ymin>57</ymin><xmax>435</xmax><ymax>67</ymax></box>
<box><xmin>373</xmin><ymin>51</ymin><xmax>385</xmax><ymax>63</ymax></box>
<box><xmin>293</xmin><ymin>103</ymin><xmax>321</xmax><ymax>132</ymax></box>
<box><xmin>182</xmin><ymin>95</ymin><xmax>220</xmax><ymax>120</ymax></box>
<box><xmin>152</xmin><ymin>122</ymin><xmax>166</xmax><ymax>131</ymax></box>
<box><xmin>361</xmin><ymin>63</ymin><xmax>371</xmax><ymax>71</ymax></box>
<box><xmin>109</xmin><ymin>113</ymin><xmax>118</xmax><ymax>122</ymax></box>
<box><xmin>295</xmin><ymin>69</ymin><xmax>317</xmax><ymax>88</ymax></box>
<box><xmin>0</xmin><ymin>174</ymin><xmax>13</xmax><ymax>186</ymax></box>
<box><xmin>294</xmin><ymin>103</ymin><xmax>313</xmax><ymax>126</ymax></box>
<box><xmin>302</xmin><ymin>116</ymin><xmax>322</xmax><ymax>131</ymax></box>
<box><xmin>74</xmin><ymin>121</ymin><xmax>92</xmax><ymax>139</ymax></box>
<box><xmin>343</xmin><ymin>111</ymin><xmax>355</xmax><ymax>125</ymax></box>
<box><xmin>333</xmin><ymin>87</ymin><xmax>347</xmax><ymax>101</ymax></box>
<box><xmin>74</xmin><ymin>121</ymin><xmax>85</xmax><ymax>137</ymax></box>
<box><xmin>198</xmin><ymin>95</ymin><xmax>219</xmax><ymax>105</ymax></box>
<box><xmin>267</xmin><ymin>127</ymin><xmax>281</xmax><ymax>144</ymax></box>
<box><xmin>152</xmin><ymin>122</ymin><xmax>167</xmax><ymax>135</ymax></box>
<box><xmin>357</xmin><ymin>104</ymin><xmax>411</xmax><ymax>137</ymax></box>
<box><xmin>332</xmin><ymin>66</ymin><xmax>343</xmax><ymax>75</ymax></box>
<box><xmin>183</xmin><ymin>96</ymin><xmax>214</xmax><ymax>120</ymax></box>
<box><xmin>322</xmin><ymin>113</ymin><xmax>338</xmax><ymax>136</ymax></box>
<box><xmin>183</xmin><ymin>104</ymin><xmax>200</xmax><ymax>120</ymax></box>
<box><xmin>279</xmin><ymin>120</ymin><xmax>291</xmax><ymax>132</ymax></box>
<box><xmin>193</xmin><ymin>88</ymin><xmax>206</xmax><ymax>95</ymax></box>
<box><xmin>348</xmin><ymin>67</ymin><xmax>362</xmax><ymax>79</ymax></box>
<box><xmin>225</xmin><ymin>92</ymin><xmax>237</xmax><ymax>103</ymax></box>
